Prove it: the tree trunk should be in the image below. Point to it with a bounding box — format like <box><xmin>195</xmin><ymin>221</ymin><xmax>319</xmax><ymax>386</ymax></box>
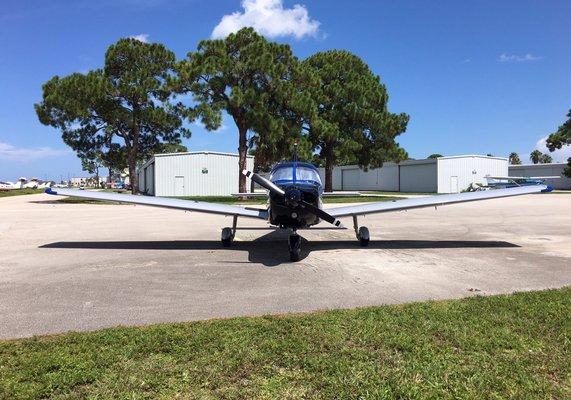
<box><xmin>128</xmin><ymin>146</ymin><xmax>138</xmax><ymax>194</ymax></box>
<box><xmin>238</xmin><ymin>124</ymin><xmax>248</xmax><ymax>194</ymax></box>
<box><xmin>128</xmin><ymin>117</ymin><xmax>140</xmax><ymax>195</ymax></box>
<box><xmin>324</xmin><ymin>142</ymin><xmax>334</xmax><ymax>192</ymax></box>
<box><xmin>250</xmin><ymin>159</ymin><xmax>257</xmax><ymax>193</ymax></box>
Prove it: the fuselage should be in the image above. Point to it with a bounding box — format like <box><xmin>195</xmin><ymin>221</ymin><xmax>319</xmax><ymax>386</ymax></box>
<box><xmin>268</xmin><ymin>161</ymin><xmax>323</xmax><ymax>228</ymax></box>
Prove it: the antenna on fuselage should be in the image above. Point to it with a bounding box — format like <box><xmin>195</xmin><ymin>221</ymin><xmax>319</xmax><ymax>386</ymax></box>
<box><xmin>293</xmin><ymin>140</ymin><xmax>299</xmax><ymax>162</ymax></box>
<box><xmin>292</xmin><ymin>140</ymin><xmax>299</xmax><ymax>183</ymax></box>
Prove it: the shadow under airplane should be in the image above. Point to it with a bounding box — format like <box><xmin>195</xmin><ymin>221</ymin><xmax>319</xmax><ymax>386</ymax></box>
<box><xmin>40</xmin><ymin>230</ymin><xmax>519</xmax><ymax>267</ymax></box>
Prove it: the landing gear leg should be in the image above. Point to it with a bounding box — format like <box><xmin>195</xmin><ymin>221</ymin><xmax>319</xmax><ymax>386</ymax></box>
<box><xmin>288</xmin><ymin>230</ymin><xmax>301</xmax><ymax>261</ymax></box>
<box><xmin>221</xmin><ymin>215</ymin><xmax>238</xmax><ymax>247</ymax></box>
<box><xmin>353</xmin><ymin>215</ymin><xmax>370</xmax><ymax>247</ymax></box>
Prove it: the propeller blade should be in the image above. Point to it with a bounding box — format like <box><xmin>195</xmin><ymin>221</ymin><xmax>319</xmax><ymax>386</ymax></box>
<box><xmin>243</xmin><ymin>170</ymin><xmax>343</xmax><ymax>228</ymax></box>
<box><xmin>242</xmin><ymin>170</ymin><xmax>285</xmax><ymax>197</ymax></box>
<box><xmin>299</xmin><ymin>201</ymin><xmax>344</xmax><ymax>228</ymax></box>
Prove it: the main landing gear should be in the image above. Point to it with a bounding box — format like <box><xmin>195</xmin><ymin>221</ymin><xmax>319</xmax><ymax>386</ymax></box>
<box><xmin>288</xmin><ymin>231</ymin><xmax>302</xmax><ymax>261</ymax></box>
<box><xmin>353</xmin><ymin>216</ymin><xmax>370</xmax><ymax>247</ymax></box>
<box><xmin>221</xmin><ymin>215</ymin><xmax>238</xmax><ymax>247</ymax></box>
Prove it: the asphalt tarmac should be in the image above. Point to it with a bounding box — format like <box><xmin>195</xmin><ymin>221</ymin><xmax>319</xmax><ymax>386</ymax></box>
<box><xmin>0</xmin><ymin>192</ymin><xmax>569</xmax><ymax>339</ymax></box>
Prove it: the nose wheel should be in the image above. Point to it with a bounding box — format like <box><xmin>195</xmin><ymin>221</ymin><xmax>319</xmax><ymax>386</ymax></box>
<box><xmin>288</xmin><ymin>232</ymin><xmax>301</xmax><ymax>261</ymax></box>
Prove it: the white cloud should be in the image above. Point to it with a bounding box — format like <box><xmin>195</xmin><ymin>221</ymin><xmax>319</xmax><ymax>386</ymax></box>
<box><xmin>533</xmin><ymin>136</ymin><xmax>571</xmax><ymax>163</ymax></box>
<box><xmin>498</xmin><ymin>53</ymin><xmax>542</xmax><ymax>62</ymax></box>
<box><xmin>0</xmin><ymin>142</ymin><xmax>71</xmax><ymax>162</ymax></box>
<box><xmin>211</xmin><ymin>0</ymin><xmax>320</xmax><ymax>39</ymax></box>
<box><xmin>129</xmin><ymin>33</ymin><xmax>150</xmax><ymax>43</ymax></box>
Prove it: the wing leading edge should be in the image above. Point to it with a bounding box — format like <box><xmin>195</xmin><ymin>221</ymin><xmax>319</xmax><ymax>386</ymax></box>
<box><xmin>327</xmin><ymin>185</ymin><xmax>548</xmax><ymax>218</ymax></box>
<box><xmin>45</xmin><ymin>188</ymin><xmax>269</xmax><ymax>220</ymax></box>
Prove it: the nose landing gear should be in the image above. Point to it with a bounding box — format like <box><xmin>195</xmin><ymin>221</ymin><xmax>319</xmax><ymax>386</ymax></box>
<box><xmin>288</xmin><ymin>231</ymin><xmax>302</xmax><ymax>261</ymax></box>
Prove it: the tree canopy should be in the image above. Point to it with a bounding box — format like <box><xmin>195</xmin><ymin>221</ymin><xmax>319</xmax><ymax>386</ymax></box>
<box><xmin>545</xmin><ymin>109</ymin><xmax>571</xmax><ymax>177</ymax></box>
<box><xmin>37</xmin><ymin>30</ymin><xmax>410</xmax><ymax>193</ymax></box>
<box><xmin>175</xmin><ymin>27</ymin><xmax>314</xmax><ymax>193</ymax></box>
<box><xmin>427</xmin><ymin>154</ymin><xmax>443</xmax><ymax>159</ymax></box>
<box><xmin>546</xmin><ymin>109</ymin><xmax>571</xmax><ymax>151</ymax></box>
<box><xmin>529</xmin><ymin>150</ymin><xmax>542</xmax><ymax>164</ymax></box>
<box><xmin>539</xmin><ymin>153</ymin><xmax>553</xmax><ymax>164</ymax></box>
<box><xmin>35</xmin><ymin>38</ymin><xmax>189</xmax><ymax>194</ymax></box>
<box><xmin>508</xmin><ymin>152</ymin><xmax>521</xmax><ymax>165</ymax></box>
<box><xmin>302</xmin><ymin>50</ymin><xmax>409</xmax><ymax>191</ymax></box>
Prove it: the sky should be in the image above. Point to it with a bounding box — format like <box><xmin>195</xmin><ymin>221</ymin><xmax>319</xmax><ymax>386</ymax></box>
<box><xmin>0</xmin><ymin>0</ymin><xmax>570</xmax><ymax>181</ymax></box>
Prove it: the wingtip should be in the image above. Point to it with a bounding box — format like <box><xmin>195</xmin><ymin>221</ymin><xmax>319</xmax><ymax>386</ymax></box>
<box><xmin>542</xmin><ymin>185</ymin><xmax>553</xmax><ymax>193</ymax></box>
<box><xmin>45</xmin><ymin>187</ymin><xmax>57</xmax><ymax>195</ymax></box>
<box><xmin>334</xmin><ymin>219</ymin><xmax>345</xmax><ymax>229</ymax></box>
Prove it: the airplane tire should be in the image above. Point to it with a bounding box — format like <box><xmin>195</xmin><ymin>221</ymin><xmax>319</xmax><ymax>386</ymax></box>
<box><xmin>358</xmin><ymin>226</ymin><xmax>370</xmax><ymax>247</ymax></box>
<box><xmin>221</xmin><ymin>227</ymin><xmax>234</xmax><ymax>247</ymax></box>
<box><xmin>289</xmin><ymin>234</ymin><xmax>301</xmax><ymax>261</ymax></box>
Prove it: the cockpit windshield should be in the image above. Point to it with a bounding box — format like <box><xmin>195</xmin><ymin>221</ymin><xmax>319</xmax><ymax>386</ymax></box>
<box><xmin>270</xmin><ymin>165</ymin><xmax>322</xmax><ymax>185</ymax></box>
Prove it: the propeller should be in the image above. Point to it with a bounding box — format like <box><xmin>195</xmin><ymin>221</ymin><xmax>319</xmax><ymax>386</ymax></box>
<box><xmin>242</xmin><ymin>170</ymin><xmax>344</xmax><ymax>228</ymax></box>
<box><xmin>242</xmin><ymin>170</ymin><xmax>284</xmax><ymax>197</ymax></box>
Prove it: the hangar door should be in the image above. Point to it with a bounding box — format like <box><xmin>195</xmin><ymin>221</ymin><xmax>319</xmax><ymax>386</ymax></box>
<box><xmin>341</xmin><ymin>169</ymin><xmax>360</xmax><ymax>190</ymax></box>
<box><xmin>450</xmin><ymin>176</ymin><xmax>459</xmax><ymax>193</ymax></box>
<box><xmin>174</xmin><ymin>176</ymin><xmax>185</xmax><ymax>196</ymax></box>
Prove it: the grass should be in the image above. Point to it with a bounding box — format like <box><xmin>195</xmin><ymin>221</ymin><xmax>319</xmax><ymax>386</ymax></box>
<box><xmin>0</xmin><ymin>188</ymin><xmax>44</xmax><ymax>198</ymax></box>
<box><xmin>53</xmin><ymin>197</ymin><xmax>121</xmax><ymax>205</ymax></box>
<box><xmin>174</xmin><ymin>195</ymin><xmax>402</xmax><ymax>205</ymax></box>
<box><xmin>0</xmin><ymin>188</ymin><xmax>400</xmax><ymax>205</ymax></box>
<box><xmin>361</xmin><ymin>190</ymin><xmax>436</xmax><ymax>196</ymax></box>
<box><xmin>0</xmin><ymin>288</ymin><xmax>569</xmax><ymax>399</ymax></box>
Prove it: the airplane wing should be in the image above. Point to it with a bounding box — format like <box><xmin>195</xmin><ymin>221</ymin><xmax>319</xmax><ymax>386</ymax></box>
<box><xmin>45</xmin><ymin>188</ymin><xmax>268</xmax><ymax>220</ymax></box>
<box><xmin>487</xmin><ymin>175</ymin><xmax>561</xmax><ymax>180</ymax></box>
<box><xmin>326</xmin><ymin>185</ymin><xmax>548</xmax><ymax>218</ymax></box>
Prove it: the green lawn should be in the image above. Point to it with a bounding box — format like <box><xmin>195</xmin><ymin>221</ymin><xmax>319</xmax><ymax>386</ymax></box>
<box><xmin>361</xmin><ymin>190</ymin><xmax>436</xmax><ymax>196</ymax></box>
<box><xmin>0</xmin><ymin>188</ymin><xmax>402</xmax><ymax>205</ymax></box>
<box><xmin>1</xmin><ymin>288</ymin><xmax>569</xmax><ymax>399</ymax></box>
<box><xmin>174</xmin><ymin>195</ymin><xmax>402</xmax><ymax>205</ymax></box>
<box><xmin>0</xmin><ymin>188</ymin><xmax>44</xmax><ymax>198</ymax></box>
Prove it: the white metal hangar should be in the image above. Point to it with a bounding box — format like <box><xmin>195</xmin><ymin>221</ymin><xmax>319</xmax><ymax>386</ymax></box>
<box><xmin>320</xmin><ymin>155</ymin><xmax>508</xmax><ymax>193</ymax></box>
<box><xmin>509</xmin><ymin>163</ymin><xmax>571</xmax><ymax>190</ymax></box>
<box><xmin>137</xmin><ymin>151</ymin><xmax>254</xmax><ymax>196</ymax></box>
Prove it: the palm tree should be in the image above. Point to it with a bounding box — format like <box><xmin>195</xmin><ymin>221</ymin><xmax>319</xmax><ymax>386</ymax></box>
<box><xmin>539</xmin><ymin>153</ymin><xmax>553</xmax><ymax>164</ymax></box>
<box><xmin>530</xmin><ymin>150</ymin><xmax>542</xmax><ymax>164</ymax></box>
<box><xmin>508</xmin><ymin>152</ymin><xmax>521</xmax><ymax>165</ymax></box>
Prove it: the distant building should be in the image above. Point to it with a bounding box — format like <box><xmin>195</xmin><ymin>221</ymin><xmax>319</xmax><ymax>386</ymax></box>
<box><xmin>509</xmin><ymin>163</ymin><xmax>571</xmax><ymax>190</ymax></box>
<box><xmin>319</xmin><ymin>155</ymin><xmax>508</xmax><ymax>193</ymax></box>
<box><xmin>138</xmin><ymin>151</ymin><xmax>254</xmax><ymax>196</ymax></box>
<box><xmin>70</xmin><ymin>176</ymin><xmax>108</xmax><ymax>187</ymax></box>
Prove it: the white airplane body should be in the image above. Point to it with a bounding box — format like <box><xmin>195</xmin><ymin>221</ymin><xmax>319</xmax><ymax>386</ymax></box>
<box><xmin>23</xmin><ymin>178</ymin><xmax>40</xmax><ymax>189</ymax></box>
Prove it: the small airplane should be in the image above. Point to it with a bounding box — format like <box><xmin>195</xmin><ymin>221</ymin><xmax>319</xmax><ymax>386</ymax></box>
<box><xmin>0</xmin><ymin>178</ymin><xmax>28</xmax><ymax>190</ymax></box>
<box><xmin>485</xmin><ymin>175</ymin><xmax>558</xmax><ymax>190</ymax></box>
<box><xmin>45</xmin><ymin>161</ymin><xmax>550</xmax><ymax>261</ymax></box>
<box><xmin>23</xmin><ymin>178</ymin><xmax>40</xmax><ymax>189</ymax></box>
<box><xmin>0</xmin><ymin>181</ymin><xmax>13</xmax><ymax>191</ymax></box>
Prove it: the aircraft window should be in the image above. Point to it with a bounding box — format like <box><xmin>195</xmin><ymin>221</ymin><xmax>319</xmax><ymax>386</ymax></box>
<box><xmin>270</xmin><ymin>168</ymin><xmax>293</xmax><ymax>181</ymax></box>
<box><xmin>270</xmin><ymin>166</ymin><xmax>321</xmax><ymax>184</ymax></box>
<box><xmin>296</xmin><ymin>167</ymin><xmax>321</xmax><ymax>184</ymax></box>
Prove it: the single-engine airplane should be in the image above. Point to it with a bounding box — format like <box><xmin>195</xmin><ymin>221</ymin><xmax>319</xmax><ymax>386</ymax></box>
<box><xmin>46</xmin><ymin>161</ymin><xmax>550</xmax><ymax>261</ymax></box>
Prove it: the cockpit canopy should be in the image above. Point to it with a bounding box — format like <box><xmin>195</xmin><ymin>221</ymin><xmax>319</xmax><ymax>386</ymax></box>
<box><xmin>269</xmin><ymin>162</ymin><xmax>322</xmax><ymax>186</ymax></box>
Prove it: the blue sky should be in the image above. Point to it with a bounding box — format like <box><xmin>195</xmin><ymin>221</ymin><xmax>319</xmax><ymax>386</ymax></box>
<box><xmin>1</xmin><ymin>0</ymin><xmax>570</xmax><ymax>181</ymax></box>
